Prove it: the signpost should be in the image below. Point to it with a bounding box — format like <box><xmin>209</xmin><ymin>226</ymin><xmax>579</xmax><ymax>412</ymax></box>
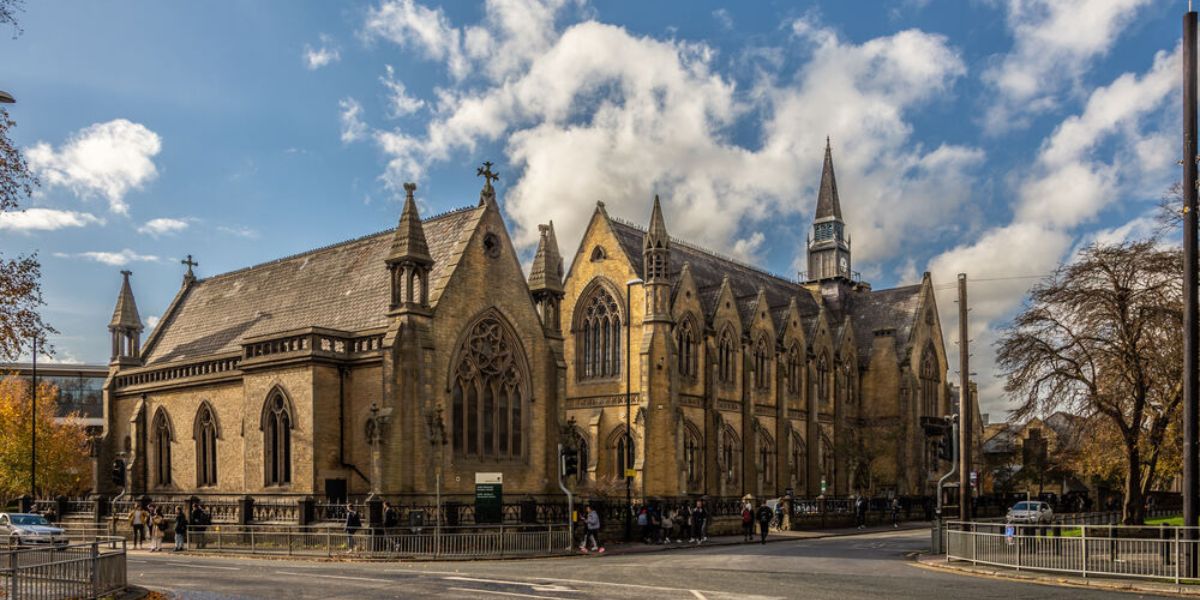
<box><xmin>475</xmin><ymin>472</ymin><xmax>503</xmax><ymax>525</ymax></box>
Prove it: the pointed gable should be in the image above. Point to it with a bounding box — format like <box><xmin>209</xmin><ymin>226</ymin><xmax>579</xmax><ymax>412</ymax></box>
<box><xmin>109</xmin><ymin>270</ymin><xmax>143</xmax><ymax>331</ymax></box>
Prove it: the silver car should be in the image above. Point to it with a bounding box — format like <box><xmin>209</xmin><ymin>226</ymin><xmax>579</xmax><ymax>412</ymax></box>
<box><xmin>1006</xmin><ymin>501</ymin><xmax>1054</xmax><ymax>524</ymax></box>
<box><xmin>0</xmin><ymin>513</ymin><xmax>69</xmax><ymax>547</ymax></box>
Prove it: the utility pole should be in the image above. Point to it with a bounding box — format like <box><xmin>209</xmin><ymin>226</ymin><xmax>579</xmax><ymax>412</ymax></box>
<box><xmin>1181</xmin><ymin>7</ymin><xmax>1199</xmax><ymax>571</ymax></box>
<box><xmin>31</xmin><ymin>335</ymin><xmax>38</xmax><ymax>499</ymax></box>
<box><xmin>957</xmin><ymin>273</ymin><xmax>971</xmax><ymax>522</ymax></box>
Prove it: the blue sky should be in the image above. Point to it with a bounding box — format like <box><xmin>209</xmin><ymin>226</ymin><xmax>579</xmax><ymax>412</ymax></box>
<box><xmin>0</xmin><ymin>0</ymin><xmax>1185</xmax><ymax>416</ymax></box>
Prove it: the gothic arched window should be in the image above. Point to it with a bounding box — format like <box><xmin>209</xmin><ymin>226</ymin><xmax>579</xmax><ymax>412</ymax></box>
<box><xmin>821</xmin><ymin>435</ymin><xmax>835</xmax><ymax>492</ymax></box>
<box><xmin>571</xmin><ymin>429</ymin><xmax>589</xmax><ymax>484</ymax></box>
<box><xmin>615</xmin><ymin>431</ymin><xmax>635</xmax><ymax>479</ymax></box>
<box><xmin>451</xmin><ymin>314</ymin><xmax>528</xmax><ymax>459</ymax></box>
<box><xmin>722</xmin><ymin>426</ymin><xmax>740</xmax><ymax>485</ymax></box>
<box><xmin>263</xmin><ymin>391</ymin><xmax>292</xmax><ymax>486</ymax></box>
<box><xmin>718</xmin><ymin>328</ymin><xmax>737</xmax><ymax>385</ymax></box>
<box><xmin>753</xmin><ymin>336</ymin><xmax>770</xmax><ymax>390</ymax></box>
<box><xmin>759</xmin><ymin>431</ymin><xmax>774</xmax><ymax>486</ymax></box>
<box><xmin>816</xmin><ymin>353</ymin><xmax>830</xmax><ymax>411</ymax></box>
<box><xmin>684</xmin><ymin>422</ymin><xmax>702</xmax><ymax>488</ymax></box>
<box><xmin>194</xmin><ymin>402</ymin><xmax>218</xmax><ymax>487</ymax></box>
<box><xmin>152</xmin><ymin>409</ymin><xmax>172</xmax><ymax>487</ymax></box>
<box><xmin>920</xmin><ymin>345</ymin><xmax>940</xmax><ymax>417</ymax></box>
<box><xmin>676</xmin><ymin>316</ymin><xmax>698</xmax><ymax>379</ymax></box>
<box><xmin>786</xmin><ymin>343</ymin><xmax>801</xmax><ymax>395</ymax></box>
<box><xmin>791</xmin><ymin>433</ymin><xmax>806</xmax><ymax>491</ymax></box>
<box><xmin>576</xmin><ymin>284</ymin><xmax>622</xmax><ymax>380</ymax></box>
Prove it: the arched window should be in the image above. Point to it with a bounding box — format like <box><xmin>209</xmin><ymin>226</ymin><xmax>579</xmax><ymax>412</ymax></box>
<box><xmin>152</xmin><ymin>409</ymin><xmax>172</xmax><ymax>487</ymax></box>
<box><xmin>821</xmin><ymin>435</ymin><xmax>835</xmax><ymax>492</ymax></box>
<box><xmin>684</xmin><ymin>421</ymin><xmax>702</xmax><ymax>487</ymax></box>
<box><xmin>571</xmin><ymin>429</ymin><xmax>589</xmax><ymax>484</ymax></box>
<box><xmin>615</xmin><ymin>431</ymin><xmax>635</xmax><ymax>478</ymax></box>
<box><xmin>676</xmin><ymin>317</ymin><xmax>698</xmax><ymax>379</ymax></box>
<box><xmin>576</xmin><ymin>284</ymin><xmax>622</xmax><ymax>380</ymax></box>
<box><xmin>194</xmin><ymin>402</ymin><xmax>218</xmax><ymax>487</ymax></box>
<box><xmin>721</xmin><ymin>426</ymin><xmax>740</xmax><ymax>485</ymax></box>
<box><xmin>920</xmin><ymin>345</ymin><xmax>940</xmax><ymax>417</ymax></box>
<box><xmin>816</xmin><ymin>353</ymin><xmax>830</xmax><ymax>411</ymax></box>
<box><xmin>791</xmin><ymin>433</ymin><xmax>806</xmax><ymax>491</ymax></box>
<box><xmin>263</xmin><ymin>391</ymin><xmax>292</xmax><ymax>486</ymax></box>
<box><xmin>717</xmin><ymin>328</ymin><xmax>736</xmax><ymax>385</ymax></box>
<box><xmin>759</xmin><ymin>431</ymin><xmax>774</xmax><ymax>486</ymax></box>
<box><xmin>786</xmin><ymin>343</ymin><xmax>801</xmax><ymax>395</ymax></box>
<box><xmin>452</xmin><ymin>314</ymin><xmax>528</xmax><ymax>459</ymax></box>
<box><xmin>753</xmin><ymin>336</ymin><xmax>770</xmax><ymax>390</ymax></box>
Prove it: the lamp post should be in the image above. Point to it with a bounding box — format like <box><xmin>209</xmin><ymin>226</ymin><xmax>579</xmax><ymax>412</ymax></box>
<box><xmin>30</xmin><ymin>334</ymin><xmax>37</xmax><ymax>499</ymax></box>
<box><xmin>624</xmin><ymin>277</ymin><xmax>643</xmax><ymax>542</ymax></box>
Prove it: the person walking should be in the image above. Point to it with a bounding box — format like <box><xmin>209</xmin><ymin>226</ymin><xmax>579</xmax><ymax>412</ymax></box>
<box><xmin>741</xmin><ymin>501</ymin><xmax>754</xmax><ymax>542</ymax></box>
<box><xmin>149</xmin><ymin>507</ymin><xmax>165</xmax><ymax>552</ymax></box>
<box><xmin>580</xmin><ymin>505</ymin><xmax>603</xmax><ymax>553</ymax></box>
<box><xmin>637</xmin><ymin>506</ymin><xmax>651</xmax><ymax>543</ymax></box>
<box><xmin>661</xmin><ymin>507</ymin><xmax>675</xmax><ymax>544</ymax></box>
<box><xmin>855</xmin><ymin>494</ymin><xmax>867</xmax><ymax>530</ymax></box>
<box><xmin>173</xmin><ymin>506</ymin><xmax>188</xmax><ymax>552</ymax></box>
<box><xmin>890</xmin><ymin>497</ymin><xmax>901</xmax><ymax>529</ymax></box>
<box><xmin>689</xmin><ymin>500</ymin><xmax>708</xmax><ymax>544</ymax></box>
<box><xmin>190</xmin><ymin>503</ymin><xmax>209</xmax><ymax>550</ymax></box>
<box><xmin>344</xmin><ymin>504</ymin><xmax>362</xmax><ymax>553</ymax></box>
<box><xmin>756</xmin><ymin>500</ymin><xmax>774</xmax><ymax>544</ymax></box>
<box><xmin>129</xmin><ymin>504</ymin><xmax>148</xmax><ymax>549</ymax></box>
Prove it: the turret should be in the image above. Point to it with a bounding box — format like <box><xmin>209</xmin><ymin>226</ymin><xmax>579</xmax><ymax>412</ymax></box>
<box><xmin>387</xmin><ymin>182</ymin><xmax>433</xmax><ymax>314</ymax></box>
<box><xmin>529</xmin><ymin>221</ymin><xmax>565</xmax><ymax>335</ymax></box>
<box><xmin>643</xmin><ymin>195</ymin><xmax>672</xmax><ymax>323</ymax></box>
<box><xmin>108</xmin><ymin>270</ymin><xmax>144</xmax><ymax>366</ymax></box>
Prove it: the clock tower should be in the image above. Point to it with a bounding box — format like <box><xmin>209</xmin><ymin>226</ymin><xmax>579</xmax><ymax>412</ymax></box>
<box><xmin>805</xmin><ymin>137</ymin><xmax>852</xmax><ymax>283</ymax></box>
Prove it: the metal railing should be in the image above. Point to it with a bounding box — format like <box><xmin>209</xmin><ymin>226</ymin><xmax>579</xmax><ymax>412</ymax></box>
<box><xmin>186</xmin><ymin>523</ymin><xmax>571</xmax><ymax>560</ymax></box>
<box><xmin>0</xmin><ymin>538</ymin><xmax>126</xmax><ymax>599</ymax></box>
<box><xmin>945</xmin><ymin>521</ymin><xmax>1200</xmax><ymax>584</ymax></box>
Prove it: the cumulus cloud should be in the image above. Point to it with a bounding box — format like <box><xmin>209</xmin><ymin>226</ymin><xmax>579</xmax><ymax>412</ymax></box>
<box><xmin>380</xmin><ymin>65</ymin><xmax>425</xmax><ymax>117</ymax></box>
<box><xmin>137</xmin><ymin>217</ymin><xmax>190</xmax><ymax>237</ymax></box>
<box><xmin>356</xmin><ymin>6</ymin><xmax>981</xmax><ymax>271</ymax></box>
<box><xmin>303</xmin><ymin>34</ymin><xmax>341</xmax><ymax>70</ymax></box>
<box><xmin>217</xmin><ymin>225</ymin><xmax>260</xmax><ymax>239</ymax></box>
<box><xmin>54</xmin><ymin>249</ymin><xmax>162</xmax><ymax>266</ymax></box>
<box><xmin>26</xmin><ymin>119</ymin><xmax>162</xmax><ymax>214</ymax></box>
<box><xmin>982</xmin><ymin>0</ymin><xmax>1151</xmax><ymax>133</ymax></box>
<box><xmin>0</xmin><ymin>208</ymin><xmax>103</xmax><ymax>232</ymax></box>
<box><xmin>145</xmin><ymin>315</ymin><xmax>161</xmax><ymax>330</ymax></box>
<box><xmin>339</xmin><ymin>98</ymin><xmax>368</xmax><ymax>143</ymax></box>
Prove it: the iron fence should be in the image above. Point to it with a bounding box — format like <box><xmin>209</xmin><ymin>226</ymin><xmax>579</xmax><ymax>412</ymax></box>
<box><xmin>0</xmin><ymin>538</ymin><xmax>126</xmax><ymax>599</ymax></box>
<box><xmin>185</xmin><ymin>523</ymin><xmax>571</xmax><ymax>560</ymax></box>
<box><xmin>945</xmin><ymin>521</ymin><xmax>1200</xmax><ymax>584</ymax></box>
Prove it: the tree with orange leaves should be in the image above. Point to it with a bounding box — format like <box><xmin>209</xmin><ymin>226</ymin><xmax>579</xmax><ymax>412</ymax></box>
<box><xmin>0</xmin><ymin>374</ymin><xmax>89</xmax><ymax>507</ymax></box>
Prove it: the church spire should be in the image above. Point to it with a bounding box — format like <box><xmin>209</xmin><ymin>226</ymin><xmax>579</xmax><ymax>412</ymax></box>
<box><xmin>387</xmin><ymin>182</ymin><xmax>433</xmax><ymax>312</ymax></box>
<box><xmin>529</xmin><ymin>221</ymin><xmax>565</xmax><ymax>335</ymax></box>
<box><xmin>815</xmin><ymin>136</ymin><xmax>842</xmax><ymax>220</ymax></box>
<box><xmin>109</xmin><ymin>270</ymin><xmax>144</xmax><ymax>365</ymax></box>
<box><xmin>643</xmin><ymin>195</ymin><xmax>672</xmax><ymax>323</ymax></box>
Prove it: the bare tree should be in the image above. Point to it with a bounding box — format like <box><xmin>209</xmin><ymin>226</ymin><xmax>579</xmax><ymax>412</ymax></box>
<box><xmin>0</xmin><ymin>0</ymin><xmax>24</xmax><ymax>38</ymax></box>
<box><xmin>997</xmin><ymin>241</ymin><xmax>1182</xmax><ymax>524</ymax></box>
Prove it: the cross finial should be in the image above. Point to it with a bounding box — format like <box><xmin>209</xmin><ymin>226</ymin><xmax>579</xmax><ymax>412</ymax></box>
<box><xmin>181</xmin><ymin>254</ymin><xmax>198</xmax><ymax>276</ymax></box>
<box><xmin>120</xmin><ymin>270</ymin><xmax>132</xmax><ymax>279</ymax></box>
<box><xmin>476</xmin><ymin>161</ymin><xmax>500</xmax><ymax>187</ymax></box>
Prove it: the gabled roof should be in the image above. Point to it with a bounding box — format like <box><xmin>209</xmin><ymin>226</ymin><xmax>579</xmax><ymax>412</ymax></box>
<box><xmin>847</xmin><ymin>283</ymin><xmax>924</xmax><ymax>362</ymax></box>
<box><xmin>143</xmin><ymin>205</ymin><xmax>483</xmax><ymax>365</ymax></box>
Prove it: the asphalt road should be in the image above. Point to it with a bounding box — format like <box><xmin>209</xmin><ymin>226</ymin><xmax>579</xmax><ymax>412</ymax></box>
<box><xmin>128</xmin><ymin>529</ymin><xmax>1154</xmax><ymax>599</ymax></box>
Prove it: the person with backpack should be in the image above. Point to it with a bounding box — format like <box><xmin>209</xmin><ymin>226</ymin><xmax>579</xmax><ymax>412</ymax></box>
<box><xmin>756</xmin><ymin>500</ymin><xmax>774</xmax><ymax>544</ymax></box>
<box><xmin>741</xmin><ymin>501</ymin><xmax>754</xmax><ymax>542</ymax></box>
<box><xmin>344</xmin><ymin>504</ymin><xmax>363</xmax><ymax>553</ymax></box>
<box><xmin>580</xmin><ymin>505</ymin><xmax>603</xmax><ymax>553</ymax></box>
<box><xmin>173</xmin><ymin>506</ymin><xmax>188</xmax><ymax>552</ymax></box>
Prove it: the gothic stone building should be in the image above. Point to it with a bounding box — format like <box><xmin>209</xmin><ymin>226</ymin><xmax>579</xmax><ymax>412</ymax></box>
<box><xmin>98</xmin><ymin>145</ymin><xmax>950</xmax><ymax>501</ymax></box>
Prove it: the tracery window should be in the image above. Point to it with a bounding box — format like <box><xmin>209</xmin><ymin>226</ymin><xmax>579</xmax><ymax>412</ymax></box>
<box><xmin>577</xmin><ymin>285</ymin><xmax>622</xmax><ymax>380</ymax></box>
<box><xmin>717</xmin><ymin>328</ymin><xmax>736</xmax><ymax>384</ymax></box>
<box><xmin>759</xmin><ymin>432</ymin><xmax>774</xmax><ymax>486</ymax></box>
<box><xmin>920</xmin><ymin>345</ymin><xmax>940</xmax><ymax>417</ymax></box>
<box><xmin>786</xmin><ymin>343</ymin><xmax>801</xmax><ymax>395</ymax></box>
<box><xmin>684</xmin><ymin>423</ymin><xmax>702</xmax><ymax>487</ymax></box>
<box><xmin>571</xmin><ymin>429</ymin><xmax>589</xmax><ymax>483</ymax></box>
<box><xmin>615</xmin><ymin>431</ymin><xmax>635</xmax><ymax>478</ymax></box>
<box><xmin>676</xmin><ymin>317</ymin><xmax>698</xmax><ymax>379</ymax></box>
<box><xmin>816</xmin><ymin>353</ymin><xmax>830</xmax><ymax>410</ymax></box>
<box><xmin>821</xmin><ymin>436</ymin><xmax>835</xmax><ymax>492</ymax></box>
<box><xmin>195</xmin><ymin>402</ymin><xmax>218</xmax><ymax>487</ymax></box>
<box><xmin>264</xmin><ymin>392</ymin><xmax>292</xmax><ymax>486</ymax></box>
<box><xmin>152</xmin><ymin>409</ymin><xmax>171</xmax><ymax>487</ymax></box>
<box><xmin>753</xmin><ymin>336</ymin><xmax>770</xmax><ymax>390</ymax></box>
<box><xmin>791</xmin><ymin>434</ymin><xmax>806</xmax><ymax>491</ymax></box>
<box><xmin>452</xmin><ymin>315</ymin><xmax>527</xmax><ymax>459</ymax></box>
<box><xmin>721</xmin><ymin>426</ymin><xmax>740</xmax><ymax>485</ymax></box>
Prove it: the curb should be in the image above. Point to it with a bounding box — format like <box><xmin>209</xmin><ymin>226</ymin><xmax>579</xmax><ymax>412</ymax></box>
<box><xmin>912</xmin><ymin>554</ymin><xmax>1196</xmax><ymax>597</ymax></box>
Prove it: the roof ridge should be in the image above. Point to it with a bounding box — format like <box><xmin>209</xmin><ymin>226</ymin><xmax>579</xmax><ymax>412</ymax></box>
<box><xmin>608</xmin><ymin>216</ymin><xmax>799</xmax><ymax>286</ymax></box>
<box><xmin>198</xmin><ymin>205</ymin><xmax>478</xmax><ymax>284</ymax></box>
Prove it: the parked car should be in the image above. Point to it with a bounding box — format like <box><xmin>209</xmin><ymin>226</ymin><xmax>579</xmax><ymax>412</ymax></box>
<box><xmin>0</xmin><ymin>513</ymin><xmax>69</xmax><ymax>547</ymax></box>
<box><xmin>1006</xmin><ymin>501</ymin><xmax>1054</xmax><ymax>524</ymax></box>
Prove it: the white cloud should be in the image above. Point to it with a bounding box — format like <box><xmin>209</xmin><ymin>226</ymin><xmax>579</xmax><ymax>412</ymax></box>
<box><xmin>26</xmin><ymin>119</ymin><xmax>162</xmax><ymax>214</ymax></box>
<box><xmin>982</xmin><ymin>0</ymin><xmax>1151</xmax><ymax>133</ymax></box>
<box><xmin>339</xmin><ymin>98</ymin><xmax>368</xmax><ymax>143</ymax></box>
<box><xmin>217</xmin><ymin>225</ymin><xmax>260</xmax><ymax>239</ymax></box>
<box><xmin>137</xmin><ymin>217</ymin><xmax>190</xmax><ymax>237</ymax></box>
<box><xmin>145</xmin><ymin>315</ymin><xmax>161</xmax><ymax>330</ymax></box>
<box><xmin>358</xmin><ymin>9</ymin><xmax>980</xmax><ymax>270</ymax></box>
<box><xmin>364</xmin><ymin>0</ymin><xmax>469</xmax><ymax>79</ymax></box>
<box><xmin>0</xmin><ymin>208</ymin><xmax>103</xmax><ymax>232</ymax></box>
<box><xmin>303</xmin><ymin>34</ymin><xmax>341</xmax><ymax>70</ymax></box>
<box><xmin>54</xmin><ymin>249</ymin><xmax>162</xmax><ymax>266</ymax></box>
<box><xmin>380</xmin><ymin>65</ymin><xmax>425</xmax><ymax>117</ymax></box>
<box><xmin>712</xmin><ymin>9</ymin><xmax>733</xmax><ymax>30</ymax></box>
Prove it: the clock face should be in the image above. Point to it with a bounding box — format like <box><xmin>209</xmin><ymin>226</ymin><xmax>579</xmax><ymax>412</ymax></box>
<box><xmin>839</xmin><ymin>256</ymin><xmax>848</xmax><ymax>273</ymax></box>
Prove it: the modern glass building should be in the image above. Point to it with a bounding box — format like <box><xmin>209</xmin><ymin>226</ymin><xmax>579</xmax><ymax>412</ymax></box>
<box><xmin>0</xmin><ymin>362</ymin><xmax>107</xmax><ymax>428</ymax></box>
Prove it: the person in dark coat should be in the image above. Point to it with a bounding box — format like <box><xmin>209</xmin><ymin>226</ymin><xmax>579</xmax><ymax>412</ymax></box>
<box><xmin>189</xmin><ymin>503</ymin><xmax>209</xmax><ymax>549</ymax></box>
<box><xmin>855</xmin><ymin>495</ymin><xmax>867</xmax><ymax>530</ymax></box>
<box><xmin>173</xmin><ymin>507</ymin><xmax>188</xmax><ymax>552</ymax></box>
<box><xmin>344</xmin><ymin>504</ymin><xmax>363</xmax><ymax>552</ymax></box>
<box><xmin>755</xmin><ymin>501</ymin><xmax>774</xmax><ymax>544</ymax></box>
<box><xmin>689</xmin><ymin>500</ymin><xmax>708</xmax><ymax>544</ymax></box>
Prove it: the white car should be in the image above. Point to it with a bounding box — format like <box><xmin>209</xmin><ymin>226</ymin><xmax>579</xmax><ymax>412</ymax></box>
<box><xmin>1006</xmin><ymin>501</ymin><xmax>1054</xmax><ymax>524</ymax></box>
<box><xmin>0</xmin><ymin>513</ymin><xmax>69</xmax><ymax>547</ymax></box>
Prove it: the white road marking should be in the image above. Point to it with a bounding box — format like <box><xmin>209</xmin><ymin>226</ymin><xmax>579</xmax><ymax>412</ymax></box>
<box><xmin>691</xmin><ymin>591</ymin><xmax>708</xmax><ymax>600</ymax></box>
<box><xmin>446</xmin><ymin>587</ymin><xmax>569</xmax><ymax>600</ymax></box>
<box><xmin>445</xmin><ymin>575</ymin><xmax>550</xmax><ymax>587</ymax></box>
<box><xmin>275</xmin><ymin>570</ymin><xmax>396</xmax><ymax>584</ymax></box>
<box><xmin>160</xmin><ymin>561</ymin><xmax>241</xmax><ymax>570</ymax></box>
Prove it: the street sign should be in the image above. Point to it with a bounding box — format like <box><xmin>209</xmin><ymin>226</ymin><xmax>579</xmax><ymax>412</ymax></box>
<box><xmin>969</xmin><ymin>471</ymin><xmax>977</xmax><ymax>487</ymax></box>
<box><xmin>475</xmin><ymin>472</ymin><xmax>503</xmax><ymax>524</ymax></box>
<box><xmin>820</xmin><ymin>478</ymin><xmax>827</xmax><ymax>494</ymax></box>
<box><xmin>624</xmin><ymin>468</ymin><xmax>637</xmax><ymax>478</ymax></box>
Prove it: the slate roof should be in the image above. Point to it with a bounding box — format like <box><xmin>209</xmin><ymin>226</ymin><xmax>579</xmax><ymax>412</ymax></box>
<box><xmin>846</xmin><ymin>284</ymin><xmax>923</xmax><ymax>362</ymax></box>
<box><xmin>142</xmin><ymin>206</ymin><xmax>484</xmax><ymax>365</ymax></box>
<box><xmin>109</xmin><ymin>271</ymin><xmax>143</xmax><ymax>330</ymax></box>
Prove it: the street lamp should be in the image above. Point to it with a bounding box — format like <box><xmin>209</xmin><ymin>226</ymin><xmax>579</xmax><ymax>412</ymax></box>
<box><xmin>624</xmin><ymin>277</ymin><xmax>643</xmax><ymax>542</ymax></box>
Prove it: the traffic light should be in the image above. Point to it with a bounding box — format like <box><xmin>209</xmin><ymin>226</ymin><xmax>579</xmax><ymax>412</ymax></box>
<box><xmin>561</xmin><ymin>448</ymin><xmax>579</xmax><ymax>478</ymax></box>
<box><xmin>110</xmin><ymin>459</ymin><xmax>126</xmax><ymax>487</ymax></box>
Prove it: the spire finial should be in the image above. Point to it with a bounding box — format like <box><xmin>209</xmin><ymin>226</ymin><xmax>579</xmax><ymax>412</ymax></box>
<box><xmin>404</xmin><ymin>181</ymin><xmax>417</xmax><ymax>202</ymax></box>
<box><xmin>477</xmin><ymin>161</ymin><xmax>500</xmax><ymax>206</ymax></box>
<box><xmin>181</xmin><ymin>255</ymin><xmax>198</xmax><ymax>280</ymax></box>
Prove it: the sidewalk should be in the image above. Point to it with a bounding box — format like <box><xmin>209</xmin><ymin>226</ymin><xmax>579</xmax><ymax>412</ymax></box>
<box><xmin>915</xmin><ymin>553</ymin><xmax>1200</xmax><ymax>596</ymax></box>
<box><xmin>585</xmin><ymin>521</ymin><xmax>930</xmax><ymax>557</ymax></box>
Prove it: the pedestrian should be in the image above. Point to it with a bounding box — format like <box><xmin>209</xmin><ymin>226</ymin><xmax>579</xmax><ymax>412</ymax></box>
<box><xmin>741</xmin><ymin>501</ymin><xmax>754</xmax><ymax>542</ymax></box>
<box><xmin>637</xmin><ymin>506</ymin><xmax>651</xmax><ymax>543</ymax></box>
<box><xmin>344</xmin><ymin>504</ymin><xmax>362</xmax><ymax>553</ymax></box>
<box><xmin>890</xmin><ymin>497</ymin><xmax>901</xmax><ymax>529</ymax></box>
<box><xmin>756</xmin><ymin>500</ymin><xmax>773</xmax><ymax>544</ymax></box>
<box><xmin>649</xmin><ymin>503</ymin><xmax>663</xmax><ymax>544</ymax></box>
<box><xmin>189</xmin><ymin>502</ymin><xmax>208</xmax><ymax>550</ymax></box>
<box><xmin>173</xmin><ymin>506</ymin><xmax>188</xmax><ymax>552</ymax></box>
<box><xmin>150</xmin><ymin>507</ymin><xmax>165</xmax><ymax>552</ymax></box>
<box><xmin>690</xmin><ymin>499</ymin><xmax>708</xmax><ymax>544</ymax></box>
<box><xmin>580</xmin><ymin>505</ymin><xmax>604</xmax><ymax>553</ymax></box>
<box><xmin>129</xmin><ymin>504</ymin><xmax>148</xmax><ymax>549</ymax></box>
<box><xmin>855</xmin><ymin>494</ymin><xmax>867</xmax><ymax>530</ymax></box>
<box><xmin>661</xmin><ymin>507</ymin><xmax>675</xmax><ymax>544</ymax></box>
<box><xmin>383</xmin><ymin>501</ymin><xmax>400</xmax><ymax>529</ymax></box>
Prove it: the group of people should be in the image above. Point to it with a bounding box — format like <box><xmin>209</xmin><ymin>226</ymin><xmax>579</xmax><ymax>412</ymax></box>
<box><xmin>128</xmin><ymin>501</ymin><xmax>211</xmax><ymax>552</ymax></box>
<box><xmin>578</xmin><ymin>499</ymin><xmax>713</xmax><ymax>554</ymax></box>
<box><xmin>854</xmin><ymin>495</ymin><xmax>903</xmax><ymax>530</ymax></box>
<box><xmin>740</xmin><ymin>499</ymin><xmax>780</xmax><ymax>544</ymax></box>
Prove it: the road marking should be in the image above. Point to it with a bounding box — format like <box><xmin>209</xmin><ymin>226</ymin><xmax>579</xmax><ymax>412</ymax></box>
<box><xmin>691</xmin><ymin>591</ymin><xmax>708</xmax><ymax>600</ymax></box>
<box><xmin>447</xmin><ymin>587</ymin><xmax>569</xmax><ymax>600</ymax></box>
<box><xmin>275</xmin><ymin>571</ymin><xmax>395</xmax><ymax>584</ymax></box>
<box><xmin>160</xmin><ymin>561</ymin><xmax>240</xmax><ymax>570</ymax></box>
<box><xmin>444</xmin><ymin>576</ymin><xmax>578</xmax><ymax>593</ymax></box>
